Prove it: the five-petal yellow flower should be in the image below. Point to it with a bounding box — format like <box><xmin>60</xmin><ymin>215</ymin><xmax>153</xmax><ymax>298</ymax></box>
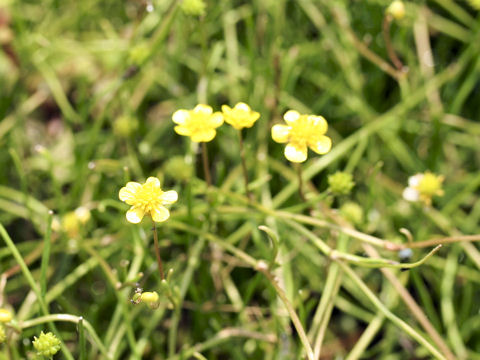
<box><xmin>119</xmin><ymin>177</ymin><xmax>178</xmax><ymax>223</ymax></box>
<box><xmin>221</xmin><ymin>102</ymin><xmax>260</xmax><ymax>130</ymax></box>
<box><xmin>271</xmin><ymin>110</ymin><xmax>332</xmax><ymax>163</ymax></box>
<box><xmin>403</xmin><ymin>172</ymin><xmax>444</xmax><ymax>206</ymax></box>
<box><xmin>172</xmin><ymin>104</ymin><xmax>224</xmax><ymax>142</ymax></box>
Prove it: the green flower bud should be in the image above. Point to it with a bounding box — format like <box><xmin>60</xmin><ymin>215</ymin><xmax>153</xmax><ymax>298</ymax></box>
<box><xmin>180</xmin><ymin>0</ymin><xmax>206</xmax><ymax>16</ymax></box>
<box><xmin>0</xmin><ymin>324</ymin><xmax>6</xmax><ymax>344</ymax></box>
<box><xmin>339</xmin><ymin>202</ymin><xmax>364</xmax><ymax>226</ymax></box>
<box><xmin>32</xmin><ymin>331</ymin><xmax>61</xmax><ymax>357</ymax></box>
<box><xmin>163</xmin><ymin>156</ymin><xmax>193</xmax><ymax>182</ymax></box>
<box><xmin>328</xmin><ymin>171</ymin><xmax>355</xmax><ymax>196</ymax></box>
<box><xmin>113</xmin><ymin>115</ymin><xmax>138</xmax><ymax>138</ymax></box>
<box><xmin>128</xmin><ymin>43</ymin><xmax>150</xmax><ymax>65</ymax></box>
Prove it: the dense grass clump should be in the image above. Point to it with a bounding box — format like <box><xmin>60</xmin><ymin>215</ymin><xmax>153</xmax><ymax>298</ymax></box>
<box><xmin>1</xmin><ymin>0</ymin><xmax>480</xmax><ymax>359</ymax></box>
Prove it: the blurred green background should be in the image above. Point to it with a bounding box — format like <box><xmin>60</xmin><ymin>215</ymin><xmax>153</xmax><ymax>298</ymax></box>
<box><xmin>1</xmin><ymin>0</ymin><xmax>480</xmax><ymax>359</ymax></box>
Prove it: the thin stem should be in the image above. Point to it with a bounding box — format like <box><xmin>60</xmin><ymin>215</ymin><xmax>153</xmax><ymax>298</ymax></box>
<box><xmin>362</xmin><ymin>244</ymin><xmax>456</xmax><ymax>360</ymax></box>
<box><xmin>40</xmin><ymin>211</ymin><xmax>53</xmax><ymax>297</ymax></box>
<box><xmin>201</xmin><ymin>142</ymin><xmax>212</xmax><ymax>187</ymax></box>
<box><xmin>382</xmin><ymin>14</ymin><xmax>404</xmax><ymax>71</ymax></box>
<box><xmin>168</xmin><ymin>237</ymin><xmax>206</xmax><ymax>357</ymax></box>
<box><xmin>238</xmin><ymin>130</ymin><xmax>252</xmax><ymax>200</ymax></box>
<box><xmin>337</xmin><ymin>261</ymin><xmax>447</xmax><ymax>360</ymax></box>
<box><xmin>166</xmin><ymin>328</ymin><xmax>276</xmax><ymax>360</ymax></box>
<box><xmin>258</xmin><ymin>267</ymin><xmax>315</xmax><ymax>360</ymax></box>
<box><xmin>311</xmin><ymin>234</ymin><xmax>348</xmax><ymax>358</ymax></box>
<box><xmin>78</xmin><ymin>317</ymin><xmax>86</xmax><ymax>360</ymax></box>
<box><xmin>152</xmin><ymin>222</ymin><xmax>165</xmax><ymax>281</ymax></box>
<box><xmin>296</xmin><ymin>163</ymin><xmax>306</xmax><ymax>202</ymax></box>
<box><xmin>408</xmin><ymin>234</ymin><xmax>480</xmax><ymax>249</ymax></box>
<box><xmin>0</xmin><ymin>223</ymin><xmax>75</xmax><ymax>360</ymax></box>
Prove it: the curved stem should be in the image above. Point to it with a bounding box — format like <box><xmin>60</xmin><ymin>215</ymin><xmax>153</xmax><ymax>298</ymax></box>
<box><xmin>338</xmin><ymin>261</ymin><xmax>447</xmax><ymax>360</ymax></box>
<box><xmin>20</xmin><ymin>314</ymin><xmax>110</xmax><ymax>359</ymax></box>
<box><xmin>258</xmin><ymin>268</ymin><xmax>315</xmax><ymax>360</ymax></box>
<box><xmin>0</xmin><ymin>223</ymin><xmax>74</xmax><ymax>360</ymax></box>
<box><xmin>382</xmin><ymin>14</ymin><xmax>404</xmax><ymax>70</ymax></box>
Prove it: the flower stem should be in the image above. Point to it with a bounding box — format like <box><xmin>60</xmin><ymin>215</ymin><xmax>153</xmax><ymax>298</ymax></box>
<box><xmin>295</xmin><ymin>163</ymin><xmax>306</xmax><ymax>201</ymax></box>
<box><xmin>382</xmin><ymin>14</ymin><xmax>404</xmax><ymax>71</ymax></box>
<box><xmin>152</xmin><ymin>222</ymin><xmax>165</xmax><ymax>281</ymax></box>
<box><xmin>201</xmin><ymin>142</ymin><xmax>212</xmax><ymax>187</ymax></box>
<box><xmin>237</xmin><ymin>130</ymin><xmax>252</xmax><ymax>200</ymax></box>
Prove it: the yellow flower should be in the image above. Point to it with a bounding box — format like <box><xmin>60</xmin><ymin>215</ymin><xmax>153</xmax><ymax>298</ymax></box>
<box><xmin>62</xmin><ymin>207</ymin><xmax>91</xmax><ymax>237</ymax></box>
<box><xmin>119</xmin><ymin>177</ymin><xmax>178</xmax><ymax>223</ymax></box>
<box><xmin>62</xmin><ymin>212</ymin><xmax>80</xmax><ymax>238</ymax></box>
<box><xmin>172</xmin><ymin>104</ymin><xmax>223</xmax><ymax>142</ymax></box>
<box><xmin>403</xmin><ymin>172</ymin><xmax>444</xmax><ymax>206</ymax></box>
<box><xmin>271</xmin><ymin>110</ymin><xmax>332</xmax><ymax>163</ymax></box>
<box><xmin>221</xmin><ymin>102</ymin><xmax>260</xmax><ymax>130</ymax></box>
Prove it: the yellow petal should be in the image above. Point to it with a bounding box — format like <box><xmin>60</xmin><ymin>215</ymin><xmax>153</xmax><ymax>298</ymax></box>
<box><xmin>172</xmin><ymin>110</ymin><xmax>189</xmax><ymax>124</ymax></box>
<box><xmin>126</xmin><ymin>207</ymin><xmax>145</xmax><ymax>223</ymax></box>
<box><xmin>151</xmin><ymin>206</ymin><xmax>170</xmax><ymax>222</ymax></box>
<box><xmin>161</xmin><ymin>190</ymin><xmax>178</xmax><ymax>204</ymax></box>
<box><xmin>174</xmin><ymin>125</ymin><xmax>191</xmax><ymax>136</ymax></box>
<box><xmin>191</xmin><ymin>129</ymin><xmax>216</xmax><ymax>142</ymax></box>
<box><xmin>285</xmin><ymin>143</ymin><xmax>308</xmax><ymax>163</ymax></box>
<box><xmin>208</xmin><ymin>112</ymin><xmax>224</xmax><ymax>128</ymax></box>
<box><xmin>308</xmin><ymin>115</ymin><xmax>328</xmax><ymax>134</ymax></box>
<box><xmin>221</xmin><ymin>105</ymin><xmax>232</xmax><ymax>114</ymax></box>
<box><xmin>249</xmin><ymin>111</ymin><xmax>260</xmax><ymax>122</ymax></box>
<box><xmin>309</xmin><ymin>136</ymin><xmax>332</xmax><ymax>154</ymax></box>
<box><xmin>271</xmin><ymin>125</ymin><xmax>290</xmax><ymax>143</ymax></box>
<box><xmin>193</xmin><ymin>104</ymin><xmax>213</xmax><ymax>115</ymax></box>
<box><xmin>146</xmin><ymin>177</ymin><xmax>160</xmax><ymax>188</ymax></box>
<box><xmin>119</xmin><ymin>182</ymin><xmax>141</xmax><ymax>204</ymax></box>
<box><xmin>284</xmin><ymin>110</ymin><xmax>301</xmax><ymax>124</ymax></box>
<box><xmin>234</xmin><ymin>102</ymin><xmax>251</xmax><ymax>111</ymax></box>
<box><xmin>229</xmin><ymin>122</ymin><xmax>243</xmax><ymax>130</ymax></box>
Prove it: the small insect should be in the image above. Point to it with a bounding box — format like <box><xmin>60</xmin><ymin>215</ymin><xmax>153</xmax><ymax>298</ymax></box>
<box><xmin>130</xmin><ymin>285</ymin><xmax>143</xmax><ymax>304</ymax></box>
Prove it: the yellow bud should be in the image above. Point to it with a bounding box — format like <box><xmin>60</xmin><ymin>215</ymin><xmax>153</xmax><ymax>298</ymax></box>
<box><xmin>113</xmin><ymin>115</ymin><xmax>138</xmax><ymax>138</ymax></box>
<box><xmin>387</xmin><ymin>0</ymin><xmax>405</xmax><ymax>20</ymax></box>
<box><xmin>140</xmin><ymin>291</ymin><xmax>159</xmax><ymax>304</ymax></box>
<box><xmin>180</xmin><ymin>0</ymin><xmax>206</xmax><ymax>16</ymax></box>
<box><xmin>0</xmin><ymin>309</ymin><xmax>12</xmax><ymax>323</ymax></box>
<box><xmin>74</xmin><ymin>206</ymin><xmax>91</xmax><ymax>224</ymax></box>
<box><xmin>62</xmin><ymin>212</ymin><xmax>80</xmax><ymax>238</ymax></box>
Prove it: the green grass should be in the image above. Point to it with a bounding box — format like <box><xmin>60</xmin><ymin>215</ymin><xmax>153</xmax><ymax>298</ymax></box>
<box><xmin>1</xmin><ymin>0</ymin><xmax>480</xmax><ymax>359</ymax></box>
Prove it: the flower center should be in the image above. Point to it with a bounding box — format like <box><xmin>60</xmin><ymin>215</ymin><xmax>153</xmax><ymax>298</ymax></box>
<box><xmin>187</xmin><ymin>112</ymin><xmax>211</xmax><ymax>132</ymax></box>
<box><xmin>135</xmin><ymin>184</ymin><xmax>163</xmax><ymax>212</ymax></box>
<box><xmin>416</xmin><ymin>173</ymin><xmax>442</xmax><ymax>197</ymax></box>
<box><xmin>289</xmin><ymin>116</ymin><xmax>317</xmax><ymax>146</ymax></box>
